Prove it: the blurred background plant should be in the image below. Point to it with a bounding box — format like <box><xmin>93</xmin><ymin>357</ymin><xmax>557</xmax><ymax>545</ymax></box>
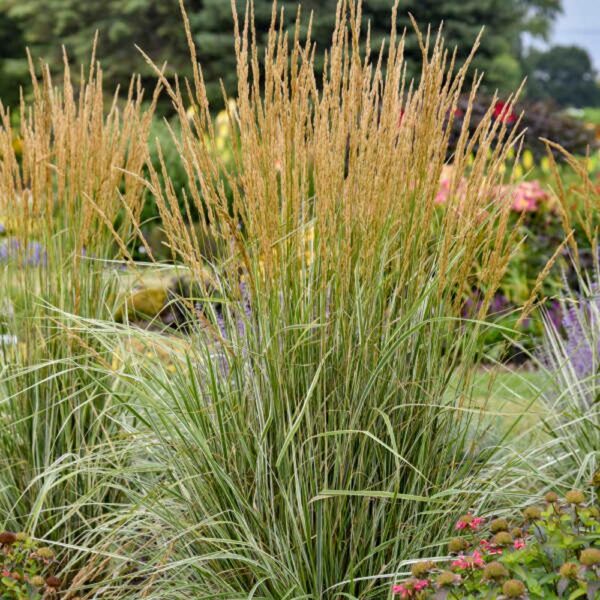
<box><xmin>0</xmin><ymin>0</ymin><xmax>565</xmax><ymax>112</ymax></box>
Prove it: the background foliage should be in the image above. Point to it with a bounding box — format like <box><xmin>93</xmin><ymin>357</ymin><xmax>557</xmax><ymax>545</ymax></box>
<box><xmin>0</xmin><ymin>0</ymin><xmax>568</xmax><ymax>111</ymax></box>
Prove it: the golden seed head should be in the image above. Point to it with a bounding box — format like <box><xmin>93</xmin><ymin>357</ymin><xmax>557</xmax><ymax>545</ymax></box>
<box><xmin>483</xmin><ymin>561</ymin><xmax>509</xmax><ymax>580</ymax></box>
<box><xmin>448</xmin><ymin>537</ymin><xmax>468</xmax><ymax>553</ymax></box>
<box><xmin>565</xmin><ymin>490</ymin><xmax>585</xmax><ymax>505</ymax></box>
<box><xmin>31</xmin><ymin>576</ymin><xmax>45</xmax><ymax>587</ymax></box>
<box><xmin>36</xmin><ymin>547</ymin><xmax>55</xmax><ymax>560</ymax></box>
<box><xmin>489</xmin><ymin>518</ymin><xmax>509</xmax><ymax>533</ymax></box>
<box><xmin>544</xmin><ymin>491</ymin><xmax>558</xmax><ymax>503</ymax></box>
<box><xmin>523</xmin><ymin>506</ymin><xmax>541</xmax><ymax>521</ymax></box>
<box><xmin>502</xmin><ymin>579</ymin><xmax>526</xmax><ymax>598</ymax></box>
<box><xmin>410</xmin><ymin>561</ymin><xmax>434</xmax><ymax>577</ymax></box>
<box><xmin>510</xmin><ymin>527</ymin><xmax>523</xmax><ymax>538</ymax></box>
<box><xmin>436</xmin><ymin>571</ymin><xmax>458</xmax><ymax>587</ymax></box>
<box><xmin>580</xmin><ymin>548</ymin><xmax>600</xmax><ymax>566</ymax></box>
<box><xmin>492</xmin><ymin>531</ymin><xmax>513</xmax><ymax>546</ymax></box>
<box><xmin>559</xmin><ymin>562</ymin><xmax>579</xmax><ymax>579</ymax></box>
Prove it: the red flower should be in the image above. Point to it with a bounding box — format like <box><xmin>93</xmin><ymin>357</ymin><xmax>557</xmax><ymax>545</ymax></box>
<box><xmin>493</xmin><ymin>100</ymin><xmax>517</xmax><ymax>124</ymax></box>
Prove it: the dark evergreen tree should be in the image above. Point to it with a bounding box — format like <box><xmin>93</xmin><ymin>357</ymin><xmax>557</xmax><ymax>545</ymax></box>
<box><xmin>0</xmin><ymin>7</ymin><xmax>28</xmax><ymax>109</ymax></box>
<box><xmin>2</xmin><ymin>0</ymin><xmax>562</xmax><ymax>110</ymax></box>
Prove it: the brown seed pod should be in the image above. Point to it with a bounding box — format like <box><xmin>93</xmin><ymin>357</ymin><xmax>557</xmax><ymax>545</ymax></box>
<box><xmin>0</xmin><ymin>531</ymin><xmax>17</xmax><ymax>545</ymax></box>
<box><xmin>45</xmin><ymin>576</ymin><xmax>61</xmax><ymax>589</ymax></box>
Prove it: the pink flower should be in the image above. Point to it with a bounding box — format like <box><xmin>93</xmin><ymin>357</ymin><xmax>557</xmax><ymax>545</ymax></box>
<box><xmin>1</xmin><ymin>569</ymin><xmax>10</xmax><ymax>577</ymax></box>
<box><xmin>392</xmin><ymin>579</ymin><xmax>429</xmax><ymax>597</ymax></box>
<box><xmin>452</xmin><ymin>550</ymin><xmax>485</xmax><ymax>570</ymax></box>
<box><xmin>508</xmin><ymin>181</ymin><xmax>548</xmax><ymax>212</ymax></box>
<box><xmin>514</xmin><ymin>538</ymin><xmax>526</xmax><ymax>550</ymax></box>
<box><xmin>480</xmin><ymin>539</ymin><xmax>503</xmax><ymax>555</ymax></box>
<box><xmin>455</xmin><ymin>514</ymin><xmax>484</xmax><ymax>531</ymax></box>
<box><xmin>435</xmin><ymin>179</ymin><xmax>451</xmax><ymax>205</ymax></box>
<box><xmin>392</xmin><ymin>584</ymin><xmax>409</xmax><ymax>598</ymax></box>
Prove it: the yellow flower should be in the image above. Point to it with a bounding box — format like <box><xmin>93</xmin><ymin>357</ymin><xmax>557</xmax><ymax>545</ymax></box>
<box><xmin>215</xmin><ymin>136</ymin><xmax>226</xmax><ymax>151</ymax></box>
<box><xmin>540</xmin><ymin>156</ymin><xmax>551</xmax><ymax>174</ymax></box>
<box><xmin>12</xmin><ymin>137</ymin><xmax>23</xmax><ymax>157</ymax></box>
<box><xmin>186</xmin><ymin>105</ymin><xmax>197</xmax><ymax>120</ymax></box>
<box><xmin>513</xmin><ymin>164</ymin><xmax>523</xmax><ymax>179</ymax></box>
<box><xmin>587</xmin><ymin>157</ymin><xmax>595</xmax><ymax>174</ymax></box>
<box><xmin>216</xmin><ymin>109</ymin><xmax>230</xmax><ymax>129</ymax></box>
<box><xmin>522</xmin><ymin>149</ymin><xmax>534</xmax><ymax>170</ymax></box>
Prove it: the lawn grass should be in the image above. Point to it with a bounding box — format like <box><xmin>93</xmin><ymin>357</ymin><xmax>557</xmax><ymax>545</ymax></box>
<box><xmin>471</xmin><ymin>366</ymin><xmax>545</xmax><ymax>437</ymax></box>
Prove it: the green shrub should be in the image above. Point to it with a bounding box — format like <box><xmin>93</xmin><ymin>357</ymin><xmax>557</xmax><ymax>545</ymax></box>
<box><xmin>391</xmin><ymin>487</ymin><xmax>600</xmax><ymax>598</ymax></box>
<box><xmin>0</xmin><ymin>532</ymin><xmax>62</xmax><ymax>599</ymax></box>
<box><xmin>449</xmin><ymin>96</ymin><xmax>597</xmax><ymax>160</ymax></box>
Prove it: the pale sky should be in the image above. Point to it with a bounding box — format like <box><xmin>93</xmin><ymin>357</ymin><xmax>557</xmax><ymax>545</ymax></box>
<box><xmin>553</xmin><ymin>0</ymin><xmax>600</xmax><ymax>68</ymax></box>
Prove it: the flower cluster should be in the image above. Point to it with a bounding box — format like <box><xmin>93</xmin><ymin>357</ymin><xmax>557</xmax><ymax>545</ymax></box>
<box><xmin>391</xmin><ymin>486</ymin><xmax>600</xmax><ymax>599</ymax></box>
<box><xmin>503</xmin><ymin>180</ymin><xmax>549</xmax><ymax>213</ymax></box>
<box><xmin>435</xmin><ymin>165</ymin><xmax>549</xmax><ymax>214</ymax></box>
<box><xmin>0</xmin><ymin>531</ymin><xmax>62</xmax><ymax>599</ymax></box>
<box><xmin>0</xmin><ymin>238</ymin><xmax>46</xmax><ymax>267</ymax></box>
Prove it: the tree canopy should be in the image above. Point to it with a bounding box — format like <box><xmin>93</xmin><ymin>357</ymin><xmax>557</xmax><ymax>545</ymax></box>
<box><xmin>524</xmin><ymin>45</ymin><xmax>600</xmax><ymax>108</ymax></box>
<box><xmin>1</xmin><ymin>0</ymin><xmax>563</xmax><ymax>110</ymax></box>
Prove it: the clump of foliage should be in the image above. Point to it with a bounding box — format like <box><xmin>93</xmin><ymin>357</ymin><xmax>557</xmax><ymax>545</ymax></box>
<box><xmin>3</xmin><ymin>0</ymin><xmax>561</xmax><ymax>111</ymax></box>
<box><xmin>523</xmin><ymin>45</ymin><xmax>600</xmax><ymax>109</ymax></box>
<box><xmin>0</xmin><ymin>531</ymin><xmax>62</xmax><ymax>599</ymax></box>
<box><xmin>391</xmin><ymin>487</ymin><xmax>600</xmax><ymax>598</ymax></box>
<box><xmin>448</xmin><ymin>95</ymin><xmax>597</xmax><ymax>159</ymax></box>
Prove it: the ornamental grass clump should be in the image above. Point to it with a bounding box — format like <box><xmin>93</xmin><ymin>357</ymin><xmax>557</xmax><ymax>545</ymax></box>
<box><xmin>95</xmin><ymin>1</ymin><xmax>540</xmax><ymax>597</ymax></box>
<box><xmin>0</xmin><ymin>43</ymin><xmax>158</xmax><ymax>548</ymax></box>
